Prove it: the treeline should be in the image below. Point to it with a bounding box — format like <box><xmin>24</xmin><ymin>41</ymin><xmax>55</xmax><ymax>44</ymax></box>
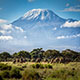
<box><xmin>0</xmin><ymin>48</ymin><xmax>80</xmax><ymax>63</ymax></box>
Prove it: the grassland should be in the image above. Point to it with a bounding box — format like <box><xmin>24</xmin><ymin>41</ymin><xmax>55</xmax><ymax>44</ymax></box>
<box><xmin>0</xmin><ymin>62</ymin><xmax>80</xmax><ymax>80</ymax></box>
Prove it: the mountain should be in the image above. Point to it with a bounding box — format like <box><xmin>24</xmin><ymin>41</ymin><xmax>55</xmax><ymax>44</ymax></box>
<box><xmin>0</xmin><ymin>9</ymin><xmax>80</xmax><ymax>52</ymax></box>
<box><xmin>13</xmin><ymin>9</ymin><xmax>66</xmax><ymax>22</ymax></box>
<box><xmin>12</xmin><ymin>9</ymin><xmax>66</xmax><ymax>28</ymax></box>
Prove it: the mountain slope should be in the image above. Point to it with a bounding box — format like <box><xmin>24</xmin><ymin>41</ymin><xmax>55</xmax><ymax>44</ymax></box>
<box><xmin>0</xmin><ymin>9</ymin><xmax>80</xmax><ymax>52</ymax></box>
<box><xmin>12</xmin><ymin>9</ymin><xmax>66</xmax><ymax>28</ymax></box>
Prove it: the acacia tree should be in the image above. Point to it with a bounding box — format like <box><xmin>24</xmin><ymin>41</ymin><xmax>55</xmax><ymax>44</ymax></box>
<box><xmin>12</xmin><ymin>53</ymin><xmax>17</xmax><ymax>58</ymax></box>
<box><xmin>30</xmin><ymin>48</ymin><xmax>44</xmax><ymax>59</ymax></box>
<box><xmin>16</xmin><ymin>51</ymin><xmax>31</xmax><ymax>58</ymax></box>
<box><xmin>62</xmin><ymin>49</ymin><xmax>80</xmax><ymax>61</ymax></box>
<box><xmin>43</xmin><ymin>49</ymin><xmax>61</xmax><ymax>59</ymax></box>
<box><xmin>0</xmin><ymin>52</ymin><xmax>11</xmax><ymax>61</ymax></box>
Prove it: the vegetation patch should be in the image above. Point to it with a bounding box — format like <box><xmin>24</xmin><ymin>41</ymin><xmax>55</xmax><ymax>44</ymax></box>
<box><xmin>32</xmin><ymin>63</ymin><xmax>53</xmax><ymax>69</ymax></box>
<box><xmin>22</xmin><ymin>69</ymin><xmax>41</xmax><ymax>80</ymax></box>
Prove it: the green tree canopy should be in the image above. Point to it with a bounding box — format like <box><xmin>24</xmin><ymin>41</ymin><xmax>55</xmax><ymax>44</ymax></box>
<box><xmin>30</xmin><ymin>48</ymin><xmax>44</xmax><ymax>59</ymax></box>
<box><xmin>43</xmin><ymin>49</ymin><xmax>60</xmax><ymax>59</ymax></box>
<box><xmin>62</xmin><ymin>49</ymin><xmax>80</xmax><ymax>60</ymax></box>
<box><xmin>17</xmin><ymin>51</ymin><xmax>30</xmax><ymax>58</ymax></box>
<box><xmin>0</xmin><ymin>52</ymin><xmax>11</xmax><ymax>59</ymax></box>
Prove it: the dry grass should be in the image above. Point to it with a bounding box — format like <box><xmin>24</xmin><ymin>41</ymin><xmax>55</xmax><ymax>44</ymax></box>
<box><xmin>0</xmin><ymin>62</ymin><xmax>80</xmax><ymax>80</ymax></box>
<box><xmin>1</xmin><ymin>62</ymin><xmax>80</xmax><ymax>70</ymax></box>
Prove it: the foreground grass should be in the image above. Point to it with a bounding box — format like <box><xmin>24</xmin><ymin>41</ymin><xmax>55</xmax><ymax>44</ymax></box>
<box><xmin>0</xmin><ymin>62</ymin><xmax>80</xmax><ymax>80</ymax></box>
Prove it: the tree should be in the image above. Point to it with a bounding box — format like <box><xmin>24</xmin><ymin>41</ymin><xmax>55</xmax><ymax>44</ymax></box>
<box><xmin>30</xmin><ymin>48</ymin><xmax>44</xmax><ymax>59</ymax></box>
<box><xmin>43</xmin><ymin>49</ymin><xmax>60</xmax><ymax>59</ymax></box>
<box><xmin>62</xmin><ymin>49</ymin><xmax>79</xmax><ymax>61</ymax></box>
<box><xmin>12</xmin><ymin>53</ymin><xmax>18</xmax><ymax>58</ymax></box>
<box><xmin>0</xmin><ymin>52</ymin><xmax>11</xmax><ymax>61</ymax></box>
<box><xmin>17</xmin><ymin>51</ymin><xmax>31</xmax><ymax>58</ymax></box>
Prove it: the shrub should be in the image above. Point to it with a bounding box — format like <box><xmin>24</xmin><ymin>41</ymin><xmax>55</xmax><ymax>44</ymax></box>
<box><xmin>22</xmin><ymin>65</ymin><xmax>27</xmax><ymax>68</ymax></box>
<box><xmin>46</xmin><ymin>64</ymin><xmax>53</xmax><ymax>69</ymax></box>
<box><xmin>32</xmin><ymin>63</ymin><xmax>44</xmax><ymax>69</ymax></box>
<box><xmin>10</xmin><ymin>67</ymin><xmax>22</xmax><ymax>79</ymax></box>
<box><xmin>18</xmin><ymin>67</ymin><xmax>24</xmax><ymax>71</ymax></box>
<box><xmin>49</xmin><ymin>69</ymin><xmax>79</xmax><ymax>80</ymax></box>
<box><xmin>22</xmin><ymin>69</ymin><xmax>41</xmax><ymax>80</ymax></box>
<box><xmin>0</xmin><ymin>70</ymin><xmax>10</xmax><ymax>78</ymax></box>
<box><xmin>0</xmin><ymin>75</ymin><xmax>3</xmax><ymax>80</ymax></box>
<box><xmin>32</xmin><ymin>63</ymin><xmax>53</xmax><ymax>69</ymax></box>
<box><xmin>0</xmin><ymin>63</ymin><xmax>11</xmax><ymax>70</ymax></box>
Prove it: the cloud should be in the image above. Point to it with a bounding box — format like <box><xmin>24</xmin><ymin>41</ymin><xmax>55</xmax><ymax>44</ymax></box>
<box><xmin>0</xmin><ymin>30</ymin><xmax>6</xmax><ymax>34</ymax></box>
<box><xmin>15</xmin><ymin>26</ymin><xmax>24</xmax><ymax>32</ymax></box>
<box><xmin>24</xmin><ymin>36</ymin><xmax>27</xmax><ymax>39</ymax></box>
<box><xmin>0</xmin><ymin>19</ymin><xmax>7</xmax><ymax>23</ymax></box>
<box><xmin>0</xmin><ymin>36</ymin><xmax>13</xmax><ymax>40</ymax></box>
<box><xmin>78</xmin><ymin>0</ymin><xmax>80</xmax><ymax>1</ymax></box>
<box><xmin>0</xmin><ymin>24</ymin><xmax>13</xmax><ymax>30</ymax></box>
<box><xmin>0</xmin><ymin>30</ymin><xmax>12</xmax><ymax>35</ymax></box>
<box><xmin>62</xmin><ymin>5</ymin><xmax>80</xmax><ymax>12</ymax></box>
<box><xmin>0</xmin><ymin>8</ymin><xmax>2</xmax><ymax>10</ymax></box>
<box><xmin>56</xmin><ymin>34</ymin><xmax>80</xmax><ymax>39</ymax></box>
<box><xmin>53</xmin><ymin>27</ymin><xmax>57</xmax><ymax>30</ymax></box>
<box><xmin>28</xmin><ymin>0</ymin><xmax>35</xmax><ymax>2</ymax></box>
<box><xmin>66</xmin><ymin>3</ymin><xmax>69</xmax><ymax>7</ymax></box>
<box><xmin>0</xmin><ymin>24</ymin><xmax>13</xmax><ymax>34</ymax></box>
<box><xmin>61</xmin><ymin>21</ymin><xmax>80</xmax><ymax>28</ymax></box>
<box><xmin>63</xmin><ymin>7</ymin><xmax>80</xmax><ymax>12</ymax></box>
<box><xmin>0</xmin><ymin>24</ymin><xmax>24</xmax><ymax>35</ymax></box>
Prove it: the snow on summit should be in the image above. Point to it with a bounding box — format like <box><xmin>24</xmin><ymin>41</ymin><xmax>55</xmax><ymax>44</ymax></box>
<box><xmin>22</xmin><ymin>9</ymin><xmax>59</xmax><ymax>21</ymax></box>
<box><xmin>12</xmin><ymin>9</ymin><xmax>66</xmax><ymax>27</ymax></box>
<box><xmin>22</xmin><ymin>9</ymin><xmax>48</xmax><ymax>20</ymax></box>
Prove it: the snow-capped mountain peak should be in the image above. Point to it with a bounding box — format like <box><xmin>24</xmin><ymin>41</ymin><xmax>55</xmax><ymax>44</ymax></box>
<box><xmin>1</xmin><ymin>9</ymin><xmax>80</xmax><ymax>52</ymax></box>
<box><xmin>12</xmin><ymin>9</ymin><xmax>66</xmax><ymax>28</ymax></box>
<box><xmin>22</xmin><ymin>9</ymin><xmax>51</xmax><ymax>20</ymax></box>
<box><xmin>21</xmin><ymin>9</ymin><xmax>63</xmax><ymax>21</ymax></box>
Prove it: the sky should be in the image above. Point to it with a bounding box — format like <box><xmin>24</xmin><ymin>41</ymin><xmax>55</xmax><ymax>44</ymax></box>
<box><xmin>0</xmin><ymin>0</ymin><xmax>80</xmax><ymax>53</ymax></box>
<box><xmin>0</xmin><ymin>0</ymin><xmax>80</xmax><ymax>24</ymax></box>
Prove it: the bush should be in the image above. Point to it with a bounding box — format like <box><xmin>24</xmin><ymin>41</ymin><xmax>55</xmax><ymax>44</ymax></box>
<box><xmin>32</xmin><ymin>63</ymin><xmax>53</xmax><ymax>69</ymax></box>
<box><xmin>22</xmin><ymin>69</ymin><xmax>41</xmax><ymax>80</ymax></box>
<box><xmin>49</xmin><ymin>69</ymin><xmax>79</xmax><ymax>80</ymax></box>
<box><xmin>45</xmin><ymin>64</ymin><xmax>53</xmax><ymax>69</ymax></box>
<box><xmin>0</xmin><ymin>75</ymin><xmax>3</xmax><ymax>80</ymax></box>
<box><xmin>0</xmin><ymin>70</ymin><xmax>10</xmax><ymax>78</ymax></box>
<box><xmin>22</xmin><ymin>64</ymin><xmax>27</xmax><ymax>68</ymax></box>
<box><xmin>0</xmin><ymin>63</ymin><xmax>11</xmax><ymax>70</ymax></box>
<box><xmin>18</xmin><ymin>67</ymin><xmax>24</xmax><ymax>71</ymax></box>
<box><xmin>32</xmin><ymin>63</ymin><xmax>44</xmax><ymax>69</ymax></box>
<box><xmin>10</xmin><ymin>67</ymin><xmax>22</xmax><ymax>79</ymax></box>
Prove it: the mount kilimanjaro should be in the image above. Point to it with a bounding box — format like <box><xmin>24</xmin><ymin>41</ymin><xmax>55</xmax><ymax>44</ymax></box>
<box><xmin>0</xmin><ymin>9</ymin><xmax>80</xmax><ymax>52</ymax></box>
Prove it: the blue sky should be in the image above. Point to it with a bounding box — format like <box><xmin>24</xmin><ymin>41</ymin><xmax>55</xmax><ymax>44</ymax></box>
<box><xmin>0</xmin><ymin>0</ymin><xmax>80</xmax><ymax>52</ymax></box>
<box><xmin>0</xmin><ymin>0</ymin><xmax>80</xmax><ymax>24</ymax></box>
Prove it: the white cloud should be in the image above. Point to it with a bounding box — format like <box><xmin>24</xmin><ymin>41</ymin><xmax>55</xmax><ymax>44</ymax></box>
<box><xmin>0</xmin><ymin>19</ymin><xmax>7</xmax><ymax>23</ymax></box>
<box><xmin>0</xmin><ymin>30</ymin><xmax>12</xmax><ymax>34</ymax></box>
<box><xmin>0</xmin><ymin>30</ymin><xmax>6</xmax><ymax>34</ymax></box>
<box><xmin>7</xmin><ymin>31</ymin><xmax>12</xmax><ymax>34</ymax></box>
<box><xmin>61</xmin><ymin>21</ymin><xmax>80</xmax><ymax>28</ymax></box>
<box><xmin>0</xmin><ymin>36</ymin><xmax>13</xmax><ymax>40</ymax></box>
<box><xmin>0</xmin><ymin>24</ymin><xmax>13</xmax><ymax>30</ymax></box>
<box><xmin>28</xmin><ymin>0</ymin><xmax>35</xmax><ymax>2</ymax></box>
<box><xmin>0</xmin><ymin>8</ymin><xmax>2</xmax><ymax>10</ymax></box>
<box><xmin>24</xmin><ymin>36</ymin><xmax>27</xmax><ymax>39</ymax></box>
<box><xmin>66</xmin><ymin>3</ymin><xmax>69</xmax><ymax>7</ymax></box>
<box><xmin>62</xmin><ymin>5</ymin><xmax>80</xmax><ymax>12</ymax></box>
<box><xmin>56</xmin><ymin>34</ymin><xmax>80</xmax><ymax>39</ymax></box>
<box><xmin>53</xmin><ymin>27</ymin><xmax>57</xmax><ymax>30</ymax></box>
<box><xmin>76</xmin><ymin>5</ymin><xmax>80</xmax><ymax>7</ymax></box>
<box><xmin>15</xmin><ymin>27</ymin><xmax>24</xmax><ymax>32</ymax></box>
<box><xmin>63</xmin><ymin>7</ymin><xmax>80</xmax><ymax>12</ymax></box>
